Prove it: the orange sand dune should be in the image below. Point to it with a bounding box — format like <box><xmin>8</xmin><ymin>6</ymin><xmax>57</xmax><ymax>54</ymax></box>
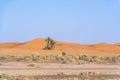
<box><xmin>0</xmin><ymin>38</ymin><xmax>120</xmax><ymax>56</ymax></box>
<box><xmin>0</xmin><ymin>42</ymin><xmax>23</xmax><ymax>48</ymax></box>
<box><xmin>112</xmin><ymin>42</ymin><xmax>120</xmax><ymax>46</ymax></box>
<box><xmin>17</xmin><ymin>38</ymin><xmax>47</xmax><ymax>50</ymax></box>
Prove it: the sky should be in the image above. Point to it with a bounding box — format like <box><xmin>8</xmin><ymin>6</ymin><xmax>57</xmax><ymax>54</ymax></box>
<box><xmin>0</xmin><ymin>0</ymin><xmax>120</xmax><ymax>44</ymax></box>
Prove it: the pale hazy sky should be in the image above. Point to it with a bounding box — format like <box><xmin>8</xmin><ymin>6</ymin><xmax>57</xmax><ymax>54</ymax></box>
<box><xmin>0</xmin><ymin>0</ymin><xmax>120</xmax><ymax>44</ymax></box>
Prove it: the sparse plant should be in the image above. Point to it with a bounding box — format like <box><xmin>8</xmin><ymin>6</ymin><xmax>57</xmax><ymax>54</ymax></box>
<box><xmin>79</xmin><ymin>55</ymin><xmax>87</xmax><ymax>61</ymax></box>
<box><xmin>27</xmin><ymin>64</ymin><xmax>35</xmax><ymax>67</ymax></box>
<box><xmin>31</xmin><ymin>54</ymin><xmax>37</xmax><ymax>61</ymax></box>
<box><xmin>0</xmin><ymin>73</ymin><xmax>10</xmax><ymax>79</ymax></box>
<box><xmin>79</xmin><ymin>72</ymin><xmax>88</xmax><ymax>76</ymax></box>
<box><xmin>111</xmin><ymin>56</ymin><xmax>117</xmax><ymax>62</ymax></box>
<box><xmin>62</xmin><ymin>51</ymin><xmax>66</xmax><ymax>57</ymax></box>
<box><xmin>20</xmin><ymin>56</ymin><xmax>31</xmax><ymax>61</ymax></box>
<box><xmin>43</xmin><ymin>37</ymin><xmax>56</xmax><ymax>50</ymax></box>
<box><xmin>57</xmin><ymin>72</ymin><xmax>66</xmax><ymax>76</ymax></box>
<box><xmin>79</xmin><ymin>72</ymin><xmax>101</xmax><ymax>77</ymax></box>
<box><xmin>66</xmin><ymin>77</ymin><xmax>79</xmax><ymax>80</ymax></box>
<box><xmin>0</xmin><ymin>54</ymin><xmax>119</xmax><ymax>64</ymax></box>
<box><xmin>55</xmin><ymin>55</ymin><xmax>60</xmax><ymax>61</ymax></box>
<box><xmin>0</xmin><ymin>55</ymin><xmax>15</xmax><ymax>61</ymax></box>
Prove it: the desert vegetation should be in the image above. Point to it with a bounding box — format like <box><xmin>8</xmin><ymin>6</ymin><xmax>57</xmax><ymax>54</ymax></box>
<box><xmin>43</xmin><ymin>37</ymin><xmax>56</xmax><ymax>50</ymax></box>
<box><xmin>0</xmin><ymin>52</ymin><xmax>119</xmax><ymax>64</ymax></box>
<box><xmin>0</xmin><ymin>72</ymin><xmax>119</xmax><ymax>80</ymax></box>
<box><xmin>0</xmin><ymin>52</ymin><xmax>119</xmax><ymax>80</ymax></box>
<box><xmin>27</xmin><ymin>63</ymin><xmax>35</xmax><ymax>67</ymax></box>
<box><xmin>0</xmin><ymin>73</ymin><xmax>10</xmax><ymax>80</ymax></box>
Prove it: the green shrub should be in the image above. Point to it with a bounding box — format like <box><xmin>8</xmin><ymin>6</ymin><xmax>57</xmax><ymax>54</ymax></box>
<box><xmin>79</xmin><ymin>55</ymin><xmax>89</xmax><ymax>61</ymax></box>
<box><xmin>20</xmin><ymin>56</ymin><xmax>31</xmax><ymax>61</ymax></box>
<box><xmin>43</xmin><ymin>37</ymin><xmax>56</xmax><ymax>50</ymax></box>
<box><xmin>0</xmin><ymin>73</ymin><xmax>10</xmax><ymax>79</ymax></box>
<box><xmin>57</xmin><ymin>72</ymin><xmax>66</xmax><ymax>76</ymax></box>
<box><xmin>79</xmin><ymin>72</ymin><xmax>101</xmax><ymax>76</ymax></box>
<box><xmin>0</xmin><ymin>55</ymin><xmax>15</xmax><ymax>60</ymax></box>
<box><xmin>66</xmin><ymin>77</ymin><xmax>79</xmax><ymax>80</ymax></box>
<box><xmin>62</xmin><ymin>51</ymin><xmax>66</xmax><ymax>57</ymax></box>
<box><xmin>27</xmin><ymin>64</ymin><xmax>35</xmax><ymax>67</ymax></box>
<box><xmin>112</xmin><ymin>56</ymin><xmax>117</xmax><ymax>62</ymax></box>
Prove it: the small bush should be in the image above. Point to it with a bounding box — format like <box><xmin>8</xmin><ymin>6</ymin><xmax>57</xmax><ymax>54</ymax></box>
<box><xmin>27</xmin><ymin>64</ymin><xmax>35</xmax><ymax>67</ymax></box>
<box><xmin>62</xmin><ymin>51</ymin><xmax>66</xmax><ymax>57</ymax></box>
<box><xmin>66</xmin><ymin>77</ymin><xmax>79</xmax><ymax>80</ymax></box>
<box><xmin>79</xmin><ymin>72</ymin><xmax>101</xmax><ymax>76</ymax></box>
<box><xmin>112</xmin><ymin>56</ymin><xmax>117</xmax><ymax>62</ymax></box>
<box><xmin>0</xmin><ymin>55</ymin><xmax>15</xmax><ymax>61</ymax></box>
<box><xmin>57</xmin><ymin>72</ymin><xmax>66</xmax><ymax>76</ymax></box>
<box><xmin>20</xmin><ymin>56</ymin><xmax>31</xmax><ymax>61</ymax></box>
<box><xmin>0</xmin><ymin>73</ymin><xmax>10</xmax><ymax>79</ymax></box>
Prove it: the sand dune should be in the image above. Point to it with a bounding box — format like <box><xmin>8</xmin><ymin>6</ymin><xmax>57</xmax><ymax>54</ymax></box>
<box><xmin>0</xmin><ymin>42</ymin><xmax>23</xmax><ymax>48</ymax></box>
<box><xmin>17</xmin><ymin>38</ymin><xmax>47</xmax><ymax>50</ymax></box>
<box><xmin>0</xmin><ymin>38</ymin><xmax>120</xmax><ymax>56</ymax></box>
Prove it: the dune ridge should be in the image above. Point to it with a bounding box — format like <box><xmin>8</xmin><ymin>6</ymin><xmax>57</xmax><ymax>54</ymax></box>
<box><xmin>0</xmin><ymin>38</ymin><xmax>120</xmax><ymax>56</ymax></box>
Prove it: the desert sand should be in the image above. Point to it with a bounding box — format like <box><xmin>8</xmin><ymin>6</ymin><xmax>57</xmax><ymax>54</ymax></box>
<box><xmin>0</xmin><ymin>38</ymin><xmax>120</xmax><ymax>56</ymax></box>
<box><xmin>0</xmin><ymin>62</ymin><xmax>119</xmax><ymax>75</ymax></box>
<box><xmin>0</xmin><ymin>38</ymin><xmax>120</xmax><ymax>80</ymax></box>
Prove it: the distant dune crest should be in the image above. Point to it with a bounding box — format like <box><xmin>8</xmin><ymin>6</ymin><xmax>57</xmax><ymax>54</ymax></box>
<box><xmin>0</xmin><ymin>38</ymin><xmax>120</xmax><ymax>56</ymax></box>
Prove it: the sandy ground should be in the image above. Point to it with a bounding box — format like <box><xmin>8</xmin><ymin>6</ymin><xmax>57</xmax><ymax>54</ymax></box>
<box><xmin>0</xmin><ymin>38</ymin><xmax>120</xmax><ymax>79</ymax></box>
<box><xmin>0</xmin><ymin>62</ymin><xmax>119</xmax><ymax>76</ymax></box>
<box><xmin>0</xmin><ymin>48</ymin><xmax>120</xmax><ymax>56</ymax></box>
<box><xmin>0</xmin><ymin>38</ymin><xmax>120</xmax><ymax>56</ymax></box>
